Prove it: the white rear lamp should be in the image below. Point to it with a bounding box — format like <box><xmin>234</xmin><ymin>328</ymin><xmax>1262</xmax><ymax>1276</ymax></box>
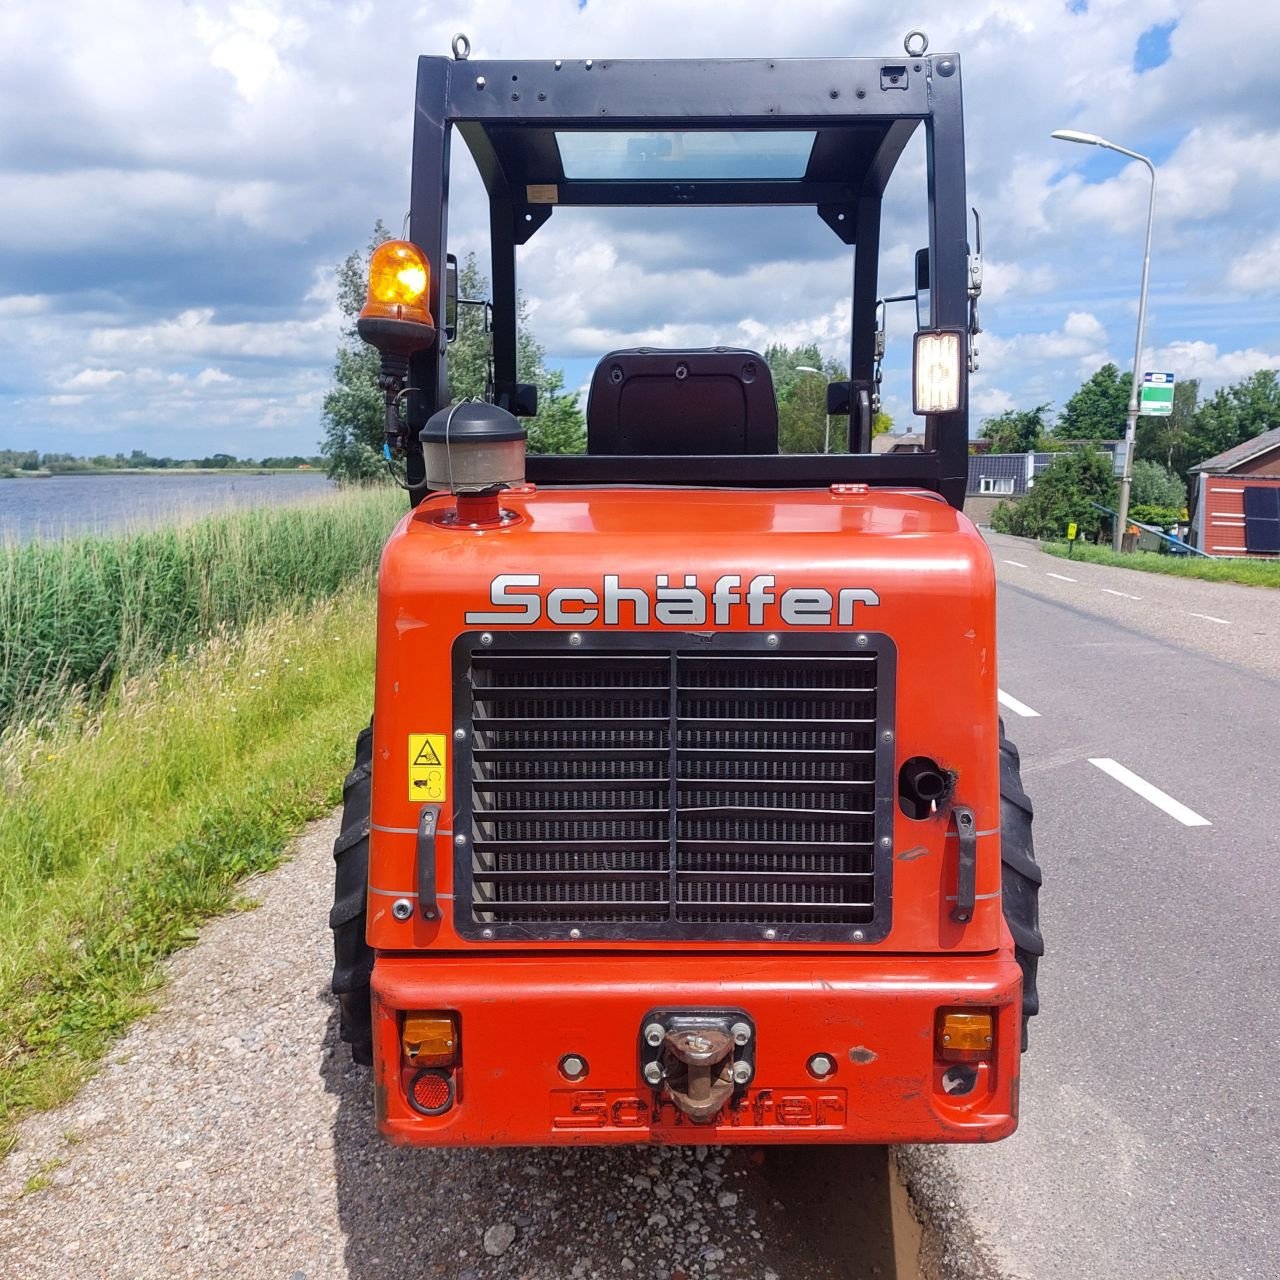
<box><xmin>913</xmin><ymin>331</ymin><xmax>964</xmax><ymax>415</ymax></box>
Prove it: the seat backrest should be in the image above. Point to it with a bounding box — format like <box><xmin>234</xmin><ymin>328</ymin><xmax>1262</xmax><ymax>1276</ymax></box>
<box><xmin>586</xmin><ymin>347</ymin><xmax>778</xmax><ymax>455</ymax></box>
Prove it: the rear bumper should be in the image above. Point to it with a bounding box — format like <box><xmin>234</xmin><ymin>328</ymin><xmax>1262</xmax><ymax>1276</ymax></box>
<box><xmin>371</xmin><ymin>953</ymin><xmax>1023</xmax><ymax>1147</ymax></box>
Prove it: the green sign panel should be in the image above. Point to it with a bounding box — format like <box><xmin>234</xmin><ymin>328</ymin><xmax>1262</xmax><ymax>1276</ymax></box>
<box><xmin>1140</xmin><ymin>371</ymin><xmax>1175</xmax><ymax>417</ymax></box>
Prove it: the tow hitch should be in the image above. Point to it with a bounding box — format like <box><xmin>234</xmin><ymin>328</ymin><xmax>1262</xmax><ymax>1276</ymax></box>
<box><xmin>639</xmin><ymin>1010</ymin><xmax>756</xmax><ymax>1124</ymax></box>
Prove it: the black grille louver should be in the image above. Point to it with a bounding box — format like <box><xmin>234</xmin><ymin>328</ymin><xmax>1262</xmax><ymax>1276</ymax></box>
<box><xmin>457</xmin><ymin>634</ymin><xmax>893</xmax><ymax>941</ymax></box>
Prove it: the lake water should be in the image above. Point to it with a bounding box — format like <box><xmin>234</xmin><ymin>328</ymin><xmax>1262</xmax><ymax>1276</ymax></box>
<box><xmin>0</xmin><ymin>472</ymin><xmax>336</xmax><ymax>542</ymax></box>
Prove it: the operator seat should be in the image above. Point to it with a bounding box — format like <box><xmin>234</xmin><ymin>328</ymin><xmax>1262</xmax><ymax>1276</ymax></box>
<box><xmin>586</xmin><ymin>347</ymin><xmax>778</xmax><ymax>454</ymax></box>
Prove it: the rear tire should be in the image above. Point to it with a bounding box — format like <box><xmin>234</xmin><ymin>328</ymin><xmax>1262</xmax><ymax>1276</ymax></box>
<box><xmin>999</xmin><ymin>719</ymin><xmax>1043</xmax><ymax>1050</ymax></box>
<box><xmin>330</xmin><ymin>723</ymin><xmax>374</xmax><ymax>1065</ymax></box>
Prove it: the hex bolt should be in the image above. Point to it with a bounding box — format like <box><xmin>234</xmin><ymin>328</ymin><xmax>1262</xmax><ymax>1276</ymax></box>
<box><xmin>569</xmin><ymin>928</ymin><xmax>582</xmax><ymax>940</ymax></box>
<box><xmin>482</xmin><ymin>928</ymin><xmax>494</xmax><ymax>940</ymax></box>
<box><xmin>766</xmin><ymin>634</ymin><xmax>780</xmax><ymax>648</ymax></box>
<box><xmin>569</xmin><ymin>633</ymin><xmax>582</xmax><ymax>647</ymax></box>
<box><xmin>454</xmin><ymin>728</ymin><xmax>466</xmax><ymax>740</ymax></box>
<box><xmin>808</xmin><ymin>1053</ymin><xmax>835</xmax><ymax>1079</ymax></box>
<box><xmin>455</xmin><ymin>834</ymin><xmax>466</xmax><ymax>845</ymax></box>
<box><xmin>763</xmin><ymin>928</ymin><xmax>777</xmax><ymax>941</ymax></box>
<box><xmin>856</xmin><ymin>633</ymin><xmax>868</xmax><ymax>647</ymax></box>
<box><xmin>882</xmin><ymin>730</ymin><xmax>894</xmax><ymax>743</ymax></box>
<box><xmin>561</xmin><ymin>1054</ymin><xmax>587</xmax><ymax>1079</ymax></box>
<box><xmin>480</xmin><ymin>632</ymin><xmax>493</xmax><ymax>646</ymax></box>
<box><xmin>643</xmin><ymin>1022</ymin><xmax>665</xmax><ymax>1047</ymax></box>
<box><xmin>643</xmin><ymin>1061</ymin><xmax>663</xmax><ymax>1085</ymax></box>
<box><xmin>880</xmin><ymin>835</ymin><xmax>892</xmax><ymax>848</ymax></box>
<box><xmin>851</xmin><ymin>929</ymin><xmax>866</xmax><ymax>942</ymax></box>
<box><xmin>391</xmin><ymin>898</ymin><xmax>413</xmax><ymax>921</ymax></box>
<box><xmin>732</xmin><ymin>1061</ymin><xmax>753</xmax><ymax>1085</ymax></box>
<box><xmin>730</xmin><ymin>1021</ymin><xmax>752</xmax><ymax>1046</ymax></box>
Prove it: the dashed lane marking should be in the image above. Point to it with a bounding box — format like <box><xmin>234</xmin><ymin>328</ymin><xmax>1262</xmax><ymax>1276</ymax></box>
<box><xmin>1046</xmin><ymin>572</ymin><xmax>1077</xmax><ymax>582</ymax></box>
<box><xmin>997</xmin><ymin>689</ymin><xmax>1041</xmax><ymax>718</ymax></box>
<box><xmin>1002</xmin><ymin>559</ymin><xmax>1028</xmax><ymax>568</ymax></box>
<box><xmin>1189</xmin><ymin>612</ymin><xmax>1231</xmax><ymax>625</ymax></box>
<box><xmin>1102</xmin><ymin>588</ymin><xmax>1143</xmax><ymax>600</ymax></box>
<box><xmin>1088</xmin><ymin>758</ymin><xmax>1211</xmax><ymax>827</ymax></box>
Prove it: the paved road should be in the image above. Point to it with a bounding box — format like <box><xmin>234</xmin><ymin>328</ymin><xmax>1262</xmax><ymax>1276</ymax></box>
<box><xmin>901</xmin><ymin>533</ymin><xmax>1280</xmax><ymax>1279</ymax></box>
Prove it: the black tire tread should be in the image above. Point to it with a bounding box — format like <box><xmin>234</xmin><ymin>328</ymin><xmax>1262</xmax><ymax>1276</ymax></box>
<box><xmin>999</xmin><ymin>718</ymin><xmax>1043</xmax><ymax>1051</ymax></box>
<box><xmin>330</xmin><ymin>723</ymin><xmax>375</xmax><ymax>1064</ymax></box>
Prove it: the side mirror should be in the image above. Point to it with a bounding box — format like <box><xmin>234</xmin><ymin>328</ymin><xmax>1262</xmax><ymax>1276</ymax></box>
<box><xmin>914</xmin><ymin>248</ymin><xmax>931</xmax><ymax>331</ymax></box>
<box><xmin>445</xmin><ymin>253</ymin><xmax>459</xmax><ymax>342</ymax></box>
<box><xmin>511</xmin><ymin>383</ymin><xmax>539</xmax><ymax>417</ymax></box>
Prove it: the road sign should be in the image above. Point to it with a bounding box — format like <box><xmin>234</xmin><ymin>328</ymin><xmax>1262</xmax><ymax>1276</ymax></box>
<box><xmin>1140</xmin><ymin>371</ymin><xmax>1175</xmax><ymax>416</ymax></box>
<box><xmin>1067</xmin><ymin>521</ymin><xmax>1078</xmax><ymax>541</ymax></box>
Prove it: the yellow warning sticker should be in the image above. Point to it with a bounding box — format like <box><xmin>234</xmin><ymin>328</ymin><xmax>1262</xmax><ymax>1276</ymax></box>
<box><xmin>408</xmin><ymin>733</ymin><xmax>447</xmax><ymax>803</ymax></box>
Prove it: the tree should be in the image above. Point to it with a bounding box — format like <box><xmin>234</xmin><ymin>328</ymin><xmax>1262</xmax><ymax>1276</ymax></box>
<box><xmin>1129</xmin><ymin>459</ymin><xmax>1186</xmax><ymax>511</ymax></box>
<box><xmin>1136</xmin><ymin>377</ymin><xmax>1198</xmax><ymax>472</ymax></box>
<box><xmin>1056</xmin><ymin>363</ymin><xmax>1130</xmax><ymax>439</ymax></box>
<box><xmin>1180</xmin><ymin>369</ymin><xmax>1280</xmax><ymax>478</ymax></box>
<box><xmin>321</xmin><ymin>221</ymin><xmax>392</xmax><ymax>482</ymax></box>
<box><xmin>990</xmin><ymin>448</ymin><xmax>1117</xmax><ymax>540</ymax></box>
<box><xmin>979</xmin><ymin>404</ymin><xmax>1053</xmax><ymax>454</ymax></box>
<box><xmin>764</xmin><ymin>342</ymin><xmax>858</xmax><ymax>453</ymax></box>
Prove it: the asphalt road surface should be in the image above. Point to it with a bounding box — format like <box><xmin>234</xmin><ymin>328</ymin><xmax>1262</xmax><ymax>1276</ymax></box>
<box><xmin>898</xmin><ymin>533</ymin><xmax>1279</xmax><ymax>1279</ymax></box>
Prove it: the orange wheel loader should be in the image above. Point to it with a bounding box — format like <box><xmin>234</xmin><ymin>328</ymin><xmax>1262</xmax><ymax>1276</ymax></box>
<box><xmin>330</xmin><ymin>31</ymin><xmax>1043</xmax><ymax>1147</ymax></box>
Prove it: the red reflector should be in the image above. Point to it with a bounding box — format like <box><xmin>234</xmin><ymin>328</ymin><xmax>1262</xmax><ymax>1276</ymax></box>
<box><xmin>408</xmin><ymin>1068</ymin><xmax>455</xmax><ymax>1116</ymax></box>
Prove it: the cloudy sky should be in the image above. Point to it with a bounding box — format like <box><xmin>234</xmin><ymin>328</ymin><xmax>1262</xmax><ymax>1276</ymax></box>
<box><xmin>2</xmin><ymin>0</ymin><xmax>1278</xmax><ymax>459</ymax></box>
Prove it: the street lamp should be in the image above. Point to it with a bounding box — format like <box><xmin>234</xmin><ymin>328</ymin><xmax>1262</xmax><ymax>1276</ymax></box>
<box><xmin>796</xmin><ymin>365</ymin><xmax>832</xmax><ymax>453</ymax></box>
<box><xmin>1051</xmin><ymin>128</ymin><xmax>1157</xmax><ymax>552</ymax></box>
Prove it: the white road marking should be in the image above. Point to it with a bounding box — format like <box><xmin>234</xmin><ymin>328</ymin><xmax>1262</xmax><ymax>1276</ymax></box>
<box><xmin>998</xmin><ymin>689</ymin><xmax>1041</xmax><ymax>718</ymax></box>
<box><xmin>1102</xmin><ymin>588</ymin><xmax>1143</xmax><ymax>601</ymax></box>
<box><xmin>1088</xmin><ymin>758</ymin><xmax>1211</xmax><ymax>827</ymax></box>
<box><xmin>1046</xmin><ymin>572</ymin><xmax>1077</xmax><ymax>582</ymax></box>
<box><xmin>1003</xmin><ymin>559</ymin><xmax>1028</xmax><ymax>568</ymax></box>
<box><xmin>1189</xmin><ymin>612</ymin><xmax>1231</xmax><ymax>625</ymax></box>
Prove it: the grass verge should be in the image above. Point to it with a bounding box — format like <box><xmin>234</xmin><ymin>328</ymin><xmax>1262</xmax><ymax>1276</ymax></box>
<box><xmin>0</xmin><ymin>485</ymin><xmax>402</xmax><ymax>728</ymax></box>
<box><xmin>0</xmin><ymin>585</ymin><xmax>377</xmax><ymax>1154</ymax></box>
<box><xmin>1042</xmin><ymin>539</ymin><xmax>1280</xmax><ymax>587</ymax></box>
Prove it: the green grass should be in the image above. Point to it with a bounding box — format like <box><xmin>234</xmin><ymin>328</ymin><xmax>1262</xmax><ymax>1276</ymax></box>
<box><xmin>0</xmin><ymin>586</ymin><xmax>378</xmax><ymax>1152</ymax></box>
<box><xmin>1042</xmin><ymin>539</ymin><xmax>1280</xmax><ymax>587</ymax></box>
<box><xmin>0</xmin><ymin>485</ymin><xmax>403</xmax><ymax>728</ymax></box>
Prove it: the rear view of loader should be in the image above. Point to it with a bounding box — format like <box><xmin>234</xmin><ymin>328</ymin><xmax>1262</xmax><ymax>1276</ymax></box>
<box><xmin>331</xmin><ymin>31</ymin><xmax>1043</xmax><ymax>1147</ymax></box>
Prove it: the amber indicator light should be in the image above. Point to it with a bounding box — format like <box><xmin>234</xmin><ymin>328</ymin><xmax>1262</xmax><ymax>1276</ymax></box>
<box><xmin>937</xmin><ymin>1011</ymin><xmax>994</xmax><ymax>1060</ymax></box>
<box><xmin>402</xmin><ymin>1012</ymin><xmax>458</xmax><ymax>1067</ymax></box>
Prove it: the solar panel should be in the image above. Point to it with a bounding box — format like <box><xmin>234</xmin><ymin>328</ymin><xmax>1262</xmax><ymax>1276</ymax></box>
<box><xmin>1243</xmin><ymin>485</ymin><xmax>1280</xmax><ymax>553</ymax></box>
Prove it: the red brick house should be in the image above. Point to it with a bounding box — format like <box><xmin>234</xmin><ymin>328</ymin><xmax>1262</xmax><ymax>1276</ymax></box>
<box><xmin>1188</xmin><ymin>425</ymin><xmax>1280</xmax><ymax>557</ymax></box>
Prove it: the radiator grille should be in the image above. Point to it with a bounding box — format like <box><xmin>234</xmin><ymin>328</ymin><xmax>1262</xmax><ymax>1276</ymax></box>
<box><xmin>458</xmin><ymin>637</ymin><xmax>891</xmax><ymax>941</ymax></box>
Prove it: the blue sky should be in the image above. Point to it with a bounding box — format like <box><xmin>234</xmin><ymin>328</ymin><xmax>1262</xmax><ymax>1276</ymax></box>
<box><xmin>2</xmin><ymin>0</ymin><xmax>1278</xmax><ymax>459</ymax></box>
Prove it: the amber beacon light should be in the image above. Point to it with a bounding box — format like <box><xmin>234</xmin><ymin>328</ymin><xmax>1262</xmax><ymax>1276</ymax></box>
<box><xmin>355</xmin><ymin>239</ymin><xmax>438</xmax><ymax>457</ymax></box>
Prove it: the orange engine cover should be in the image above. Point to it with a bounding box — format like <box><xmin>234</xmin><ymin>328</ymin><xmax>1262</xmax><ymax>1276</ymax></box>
<box><xmin>365</xmin><ymin>484</ymin><xmax>1015</xmax><ymax>1145</ymax></box>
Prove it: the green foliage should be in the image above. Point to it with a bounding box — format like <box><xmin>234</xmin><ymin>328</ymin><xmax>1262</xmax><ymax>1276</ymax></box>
<box><xmin>764</xmin><ymin>343</ymin><xmax>853</xmax><ymax>453</ymax></box>
<box><xmin>990</xmin><ymin>449</ymin><xmax>1117</xmax><ymax>539</ymax></box>
<box><xmin>0</xmin><ymin>487</ymin><xmax>402</xmax><ymax>728</ymax></box>
<box><xmin>1182</xmin><ymin>370</ymin><xmax>1280</xmax><ymax>476</ymax></box>
<box><xmin>1056</xmin><ymin>362</ymin><xmax>1131</xmax><ymax>439</ymax></box>
<box><xmin>1128</xmin><ymin>503</ymin><xmax>1182</xmax><ymax>528</ymax></box>
<box><xmin>1042</xmin><ymin>540</ymin><xmax>1280</xmax><ymax>587</ymax></box>
<box><xmin>1129</xmin><ymin>459</ymin><xmax>1186</xmax><ymax>511</ymax></box>
<box><xmin>979</xmin><ymin>404</ymin><xmax>1053</xmax><ymax>454</ymax></box>
<box><xmin>1136</xmin><ymin>377</ymin><xmax>1198</xmax><ymax>471</ymax></box>
<box><xmin>0</xmin><ymin>586</ymin><xmax>378</xmax><ymax>1145</ymax></box>
<box><xmin>320</xmin><ymin>221</ymin><xmax>392</xmax><ymax>482</ymax></box>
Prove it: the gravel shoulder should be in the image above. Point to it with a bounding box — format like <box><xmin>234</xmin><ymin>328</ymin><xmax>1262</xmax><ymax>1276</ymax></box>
<box><xmin>0</xmin><ymin>816</ymin><xmax>949</xmax><ymax>1280</ymax></box>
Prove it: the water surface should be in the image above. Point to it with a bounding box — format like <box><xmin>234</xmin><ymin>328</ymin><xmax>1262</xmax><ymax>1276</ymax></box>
<box><xmin>1</xmin><ymin>472</ymin><xmax>335</xmax><ymax>542</ymax></box>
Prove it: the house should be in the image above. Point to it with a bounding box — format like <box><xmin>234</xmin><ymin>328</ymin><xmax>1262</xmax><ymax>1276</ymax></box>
<box><xmin>1188</xmin><ymin>426</ymin><xmax>1280</xmax><ymax>557</ymax></box>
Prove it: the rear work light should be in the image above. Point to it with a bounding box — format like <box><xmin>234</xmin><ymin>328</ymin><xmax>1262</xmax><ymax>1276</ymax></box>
<box><xmin>913</xmin><ymin>330</ymin><xmax>964</xmax><ymax>414</ymax></box>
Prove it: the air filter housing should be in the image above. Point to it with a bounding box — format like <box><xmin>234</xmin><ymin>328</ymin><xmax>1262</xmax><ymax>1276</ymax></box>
<box><xmin>420</xmin><ymin>401</ymin><xmax>526</xmax><ymax>493</ymax></box>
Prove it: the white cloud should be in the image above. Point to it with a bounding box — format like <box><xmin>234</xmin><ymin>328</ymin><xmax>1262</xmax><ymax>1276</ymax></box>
<box><xmin>66</xmin><ymin>368</ymin><xmax>126</xmax><ymax>388</ymax></box>
<box><xmin>1226</xmin><ymin>235</ymin><xmax>1280</xmax><ymax>296</ymax></box>
<box><xmin>1150</xmin><ymin>339</ymin><xmax>1280</xmax><ymax>383</ymax></box>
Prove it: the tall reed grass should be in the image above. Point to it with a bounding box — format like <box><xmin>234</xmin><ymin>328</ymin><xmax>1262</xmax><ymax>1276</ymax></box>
<box><xmin>0</xmin><ymin>486</ymin><xmax>403</xmax><ymax>727</ymax></box>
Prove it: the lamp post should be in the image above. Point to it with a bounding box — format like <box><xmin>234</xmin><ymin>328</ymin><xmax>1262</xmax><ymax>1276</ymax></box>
<box><xmin>1051</xmin><ymin>129</ymin><xmax>1157</xmax><ymax>552</ymax></box>
<box><xmin>796</xmin><ymin>365</ymin><xmax>831</xmax><ymax>453</ymax></box>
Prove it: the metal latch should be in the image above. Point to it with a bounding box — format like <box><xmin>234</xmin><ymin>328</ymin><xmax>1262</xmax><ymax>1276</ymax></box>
<box><xmin>950</xmin><ymin>805</ymin><xmax>977</xmax><ymax>924</ymax></box>
<box><xmin>417</xmin><ymin>803</ymin><xmax>441</xmax><ymax>920</ymax></box>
